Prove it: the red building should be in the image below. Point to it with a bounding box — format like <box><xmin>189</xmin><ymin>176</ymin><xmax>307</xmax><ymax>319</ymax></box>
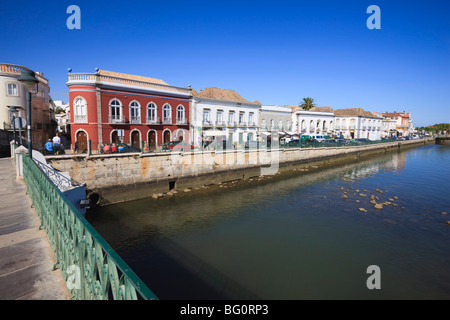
<box><xmin>67</xmin><ymin>70</ymin><xmax>191</xmax><ymax>152</ymax></box>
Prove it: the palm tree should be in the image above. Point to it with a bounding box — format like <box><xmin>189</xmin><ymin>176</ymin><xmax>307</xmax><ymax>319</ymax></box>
<box><xmin>299</xmin><ymin>97</ymin><xmax>316</xmax><ymax>111</ymax></box>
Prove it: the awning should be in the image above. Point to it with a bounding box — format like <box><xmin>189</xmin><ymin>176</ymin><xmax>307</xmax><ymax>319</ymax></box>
<box><xmin>203</xmin><ymin>130</ymin><xmax>227</xmax><ymax>136</ymax></box>
<box><xmin>260</xmin><ymin>132</ymin><xmax>271</xmax><ymax>136</ymax></box>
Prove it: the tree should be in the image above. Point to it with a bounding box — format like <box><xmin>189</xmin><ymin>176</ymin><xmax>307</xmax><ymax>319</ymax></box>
<box><xmin>299</xmin><ymin>97</ymin><xmax>316</xmax><ymax>111</ymax></box>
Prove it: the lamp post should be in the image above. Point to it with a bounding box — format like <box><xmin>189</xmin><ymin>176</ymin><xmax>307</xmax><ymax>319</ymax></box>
<box><xmin>18</xmin><ymin>69</ymin><xmax>39</xmax><ymax>158</ymax></box>
<box><xmin>9</xmin><ymin>106</ymin><xmax>18</xmax><ymax>146</ymax></box>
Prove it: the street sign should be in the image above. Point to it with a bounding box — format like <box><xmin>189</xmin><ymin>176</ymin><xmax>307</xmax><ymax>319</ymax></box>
<box><xmin>14</xmin><ymin>117</ymin><xmax>26</xmax><ymax>129</ymax></box>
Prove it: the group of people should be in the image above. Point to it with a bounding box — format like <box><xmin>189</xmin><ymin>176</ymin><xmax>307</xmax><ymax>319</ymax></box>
<box><xmin>44</xmin><ymin>133</ymin><xmax>65</xmax><ymax>155</ymax></box>
<box><xmin>101</xmin><ymin>143</ymin><xmax>125</xmax><ymax>154</ymax></box>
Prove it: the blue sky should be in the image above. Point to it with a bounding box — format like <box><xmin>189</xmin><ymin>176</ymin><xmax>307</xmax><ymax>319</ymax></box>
<box><xmin>1</xmin><ymin>0</ymin><xmax>449</xmax><ymax>126</ymax></box>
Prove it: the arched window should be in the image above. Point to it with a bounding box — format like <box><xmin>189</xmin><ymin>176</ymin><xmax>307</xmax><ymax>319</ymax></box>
<box><xmin>129</xmin><ymin>101</ymin><xmax>140</xmax><ymax>124</ymax></box>
<box><xmin>163</xmin><ymin>104</ymin><xmax>172</xmax><ymax>124</ymax></box>
<box><xmin>261</xmin><ymin>119</ymin><xmax>266</xmax><ymax>129</ymax></box>
<box><xmin>270</xmin><ymin>119</ymin><xmax>275</xmax><ymax>130</ymax></box>
<box><xmin>109</xmin><ymin>99</ymin><xmax>122</xmax><ymax>123</ymax></box>
<box><xmin>323</xmin><ymin>120</ymin><xmax>327</xmax><ymax>131</ymax></box>
<box><xmin>278</xmin><ymin>119</ymin><xmax>283</xmax><ymax>130</ymax></box>
<box><xmin>177</xmin><ymin>105</ymin><xmax>185</xmax><ymax>124</ymax></box>
<box><xmin>147</xmin><ymin>103</ymin><xmax>157</xmax><ymax>124</ymax></box>
<box><xmin>301</xmin><ymin>120</ymin><xmax>306</xmax><ymax>132</ymax></box>
<box><xmin>286</xmin><ymin>120</ymin><xmax>290</xmax><ymax>131</ymax></box>
<box><xmin>74</xmin><ymin>97</ymin><xmax>87</xmax><ymax>123</ymax></box>
<box><xmin>310</xmin><ymin>120</ymin><xmax>314</xmax><ymax>132</ymax></box>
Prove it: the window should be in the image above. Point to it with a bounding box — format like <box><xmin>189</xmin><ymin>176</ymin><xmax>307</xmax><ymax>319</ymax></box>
<box><xmin>7</xmin><ymin>83</ymin><xmax>18</xmax><ymax>96</ymax></box>
<box><xmin>177</xmin><ymin>105</ymin><xmax>185</xmax><ymax>124</ymax></box>
<box><xmin>249</xmin><ymin>113</ymin><xmax>254</xmax><ymax>126</ymax></box>
<box><xmin>301</xmin><ymin>120</ymin><xmax>306</xmax><ymax>132</ymax></box>
<box><xmin>203</xmin><ymin>109</ymin><xmax>210</xmax><ymax>125</ymax></box>
<box><xmin>163</xmin><ymin>104</ymin><xmax>172</xmax><ymax>124</ymax></box>
<box><xmin>216</xmin><ymin>110</ymin><xmax>224</xmax><ymax>126</ymax></box>
<box><xmin>278</xmin><ymin>120</ymin><xmax>283</xmax><ymax>130</ymax></box>
<box><xmin>239</xmin><ymin>112</ymin><xmax>245</xmax><ymax>125</ymax></box>
<box><xmin>74</xmin><ymin>97</ymin><xmax>87</xmax><ymax>123</ymax></box>
<box><xmin>286</xmin><ymin>120</ymin><xmax>290</xmax><ymax>131</ymax></box>
<box><xmin>228</xmin><ymin>112</ymin><xmax>235</xmax><ymax>125</ymax></box>
<box><xmin>147</xmin><ymin>103</ymin><xmax>157</xmax><ymax>124</ymax></box>
<box><xmin>270</xmin><ymin>119</ymin><xmax>275</xmax><ymax>130</ymax></box>
<box><xmin>130</xmin><ymin>101</ymin><xmax>141</xmax><ymax>124</ymax></box>
<box><xmin>261</xmin><ymin>119</ymin><xmax>266</xmax><ymax>129</ymax></box>
<box><xmin>109</xmin><ymin>99</ymin><xmax>122</xmax><ymax>123</ymax></box>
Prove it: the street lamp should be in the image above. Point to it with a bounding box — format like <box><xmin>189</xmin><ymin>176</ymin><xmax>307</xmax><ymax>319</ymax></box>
<box><xmin>18</xmin><ymin>69</ymin><xmax>39</xmax><ymax>158</ymax></box>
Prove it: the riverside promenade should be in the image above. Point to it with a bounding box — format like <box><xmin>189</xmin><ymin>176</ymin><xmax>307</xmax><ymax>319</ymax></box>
<box><xmin>0</xmin><ymin>158</ymin><xmax>70</xmax><ymax>300</ymax></box>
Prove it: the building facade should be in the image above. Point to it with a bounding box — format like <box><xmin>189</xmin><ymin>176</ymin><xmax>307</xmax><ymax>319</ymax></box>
<box><xmin>67</xmin><ymin>70</ymin><xmax>191</xmax><ymax>152</ymax></box>
<box><xmin>0</xmin><ymin>63</ymin><xmax>52</xmax><ymax>156</ymax></box>
<box><xmin>334</xmin><ymin>108</ymin><xmax>382</xmax><ymax>140</ymax></box>
<box><xmin>381</xmin><ymin>112</ymin><xmax>413</xmax><ymax>137</ymax></box>
<box><xmin>190</xmin><ymin>87</ymin><xmax>260</xmax><ymax>148</ymax></box>
<box><xmin>290</xmin><ymin>106</ymin><xmax>335</xmax><ymax>137</ymax></box>
<box><xmin>259</xmin><ymin>105</ymin><xmax>293</xmax><ymax>135</ymax></box>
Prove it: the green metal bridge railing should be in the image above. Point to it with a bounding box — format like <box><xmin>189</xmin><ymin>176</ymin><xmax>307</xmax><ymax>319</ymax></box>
<box><xmin>22</xmin><ymin>154</ymin><xmax>158</xmax><ymax>300</ymax></box>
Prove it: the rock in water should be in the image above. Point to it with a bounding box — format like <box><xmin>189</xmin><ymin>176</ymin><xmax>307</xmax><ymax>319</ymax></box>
<box><xmin>374</xmin><ymin>203</ymin><xmax>383</xmax><ymax>210</ymax></box>
<box><xmin>359</xmin><ymin>208</ymin><xmax>367</xmax><ymax>213</ymax></box>
<box><xmin>342</xmin><ymin>194</ymin><xmax>348</xmax><ymax>199</ymax></box>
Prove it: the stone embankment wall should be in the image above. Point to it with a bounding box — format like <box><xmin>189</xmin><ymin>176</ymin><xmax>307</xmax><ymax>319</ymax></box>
<box><xmin>47</xmin><ymin>138</ymin><xmax>434</xmax><ymax>206</ymax></box>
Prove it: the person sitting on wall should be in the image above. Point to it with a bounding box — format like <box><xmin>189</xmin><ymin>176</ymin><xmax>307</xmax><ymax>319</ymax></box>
<box><xmin>44</xmin><ymin>139</ymin><xmax>54</xmax><ymax>155</ymax></box>
<box><xmin>111</xmin><ymin>143</ymin><xmax>117</xmax><ymax>153</ymax></box>
<box><xmin>103</xmin><ymin>144</ymin><xmax>111</xmax><ymax>154</ymax></box>
<box><xmin>118</xmin><ymin>144</ymin><xmax>124</xmax><ymax>153</ymax></box>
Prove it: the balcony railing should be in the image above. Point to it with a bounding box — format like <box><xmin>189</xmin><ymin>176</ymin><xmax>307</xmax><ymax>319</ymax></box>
<box><xmin>162</xmin><ymin>118</ymin><xmax>172</xmax><ymax>125</ymax></box>
<box><xmin>130</xmin><ymin>116</ymin><xmax>141</xmax><ymax>124</ymax></box>
<box><xmin>215</xmin><ymin>121</ymin><xmax>225</xmax><ymax>127</ymax></box>
<box><xmin>146</xmin><ymin>117</ymin><xmax>160</xmax><ymax>125</ymax></box>
<box><xmin>74</xmin><ymin>115</ymin><xmax>87</xmax><ymax>123</ymax></box>
<box><xmin>176</xmin><ymin>118</ymin><xmax>188</xmax><ymax>125</ymax></box>
<box><xmin>67</xmin><ymin>72</ymin><xmax>190</xmax><ymax>96</ymax></box>
<box><xmin>203</xmin><ymin>120</ymin><xmax>213</xmax><ymax>127</ymax></box>
<box><xmin>248</xmin><ymin>121</ymin><xmax>256</xmax><ymax>127</ymax></box>
<box><xmin>108</xmin><ymin>115</ymin><xmax>127</xmax><ymax>124</ymax></box>
<box><xmin>228</xmin><ymin>121</ymin><xmax>237</xmax><ymax>127</ymax></box>
<box><xmin>0</xmin><ymin>63</ymin><xmax>49</xmax><ymax>85</ymax></box>
<box><xmin>238</xmin><ymin>121</ymin><xmax>247</xmax><ymax>127</ymax></box>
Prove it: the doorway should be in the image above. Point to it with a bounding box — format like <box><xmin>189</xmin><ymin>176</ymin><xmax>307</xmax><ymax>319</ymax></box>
<box><xmin>131</xmin><ymin>130</ymin><xmax>140</xmax><ymax>149</ymax></box>
<box><xmin>163</xmin><ymin>130</ymin><xmax>171</xmax><ymax>144</ymax></box>
<box><xmin>76</xmin><ymin>131</ymin><xmax>87</xmax><ymax>153</ymax></box>
<box><xmin>148</xmin><ymin>130</ymin><xmax>156</xmax><ymax>151</ymax></box>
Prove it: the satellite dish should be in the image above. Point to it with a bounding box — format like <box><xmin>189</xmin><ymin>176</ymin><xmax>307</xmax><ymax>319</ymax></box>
<box><xmin>14</xmin><ymin>117</ymin><xmax>26</xmax><ymax>129</ymax></box>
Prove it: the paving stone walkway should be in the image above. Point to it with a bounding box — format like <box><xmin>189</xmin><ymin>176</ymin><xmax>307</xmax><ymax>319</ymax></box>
<box><xmin>0</xmin><ymin>157</ymin><xmax>70</xmax><ymax>300</ymax></box>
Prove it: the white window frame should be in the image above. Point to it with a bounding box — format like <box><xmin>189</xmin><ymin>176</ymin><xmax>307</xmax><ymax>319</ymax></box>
<box><xmin>74</xmin><ymin>97</ymin><xmax>87</xmax><ymax>123</ymax></box>
<box><xmin>129</xmin><ymin>101</ymin><xmax>141</xmax><ymax>124</ymax></box>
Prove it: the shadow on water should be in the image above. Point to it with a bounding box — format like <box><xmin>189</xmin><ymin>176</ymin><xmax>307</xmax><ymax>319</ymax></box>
<box><xmin>86</xmin><ymin>144</ymin><xmax>450</xmax><ymax>299</ymax></box>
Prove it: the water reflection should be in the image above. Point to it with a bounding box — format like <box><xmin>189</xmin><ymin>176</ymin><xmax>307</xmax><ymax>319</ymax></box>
<box><xmin>87</xmin><ymin>145</ymin><xmax>450</xmax><ymax>299</ymax></box>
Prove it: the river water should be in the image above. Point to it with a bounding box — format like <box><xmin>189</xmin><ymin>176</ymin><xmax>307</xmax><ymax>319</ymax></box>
<box><xmin>87</xmin><ymin>144</ymin><xmax>450</xmax><ymax>299</ymax></box>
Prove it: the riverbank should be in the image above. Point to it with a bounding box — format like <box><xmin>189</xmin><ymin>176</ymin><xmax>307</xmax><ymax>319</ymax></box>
<box><xmin>46</xmin><ymin>138</ymin><xmax>434</xmax><ymax>206</ymax></box>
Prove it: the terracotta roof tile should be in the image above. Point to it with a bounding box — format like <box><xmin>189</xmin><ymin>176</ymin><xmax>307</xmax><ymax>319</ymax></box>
<box><xmin>98</xmin><ymin>70</ymin><xmax>169</xmax><ymax>85</ymax></box>
<box><xmin>196</xmin><ymin>87</ymin><xmax>259</xmax><ymax>104</ymax></box>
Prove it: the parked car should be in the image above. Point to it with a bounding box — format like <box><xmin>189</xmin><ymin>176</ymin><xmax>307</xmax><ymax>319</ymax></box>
<box><xmin>313</xmin><ymin>135</ymin><xmax>325</xmax><ymax>142</ymax></box>
<box><xmin>354</xmin><ymin>138</ymin><xmax>369</xmax><ymax>144</ymax></box>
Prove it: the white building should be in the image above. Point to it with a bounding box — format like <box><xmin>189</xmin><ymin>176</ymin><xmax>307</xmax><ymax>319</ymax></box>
<box><xmin>334</xmin><ymin>108</ymin><xmax>382</xmax><ymax>140</ymax></box>
<box><xmin>259</xmin><ymin>105</ymin><xmax>293</xmax><ymax>135</ymax></box>
<box><xmin>53</xmin><ymin>100</ymin><xmax>70</xmax><ymax>112</ymax></box>
<box><xmin>0</xmin><ymin>63</ymin><xmax>52</xmax><ymax>155</ymax></box>
<box><xmin>290</xmin><ymin>106</ymin><xmax>335</xmax><ymax>137</ymax></box>
<box><xmin>190</xmin><ymin>87</ymin><xmax>260</xmax><ymax>148</ymax></box>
